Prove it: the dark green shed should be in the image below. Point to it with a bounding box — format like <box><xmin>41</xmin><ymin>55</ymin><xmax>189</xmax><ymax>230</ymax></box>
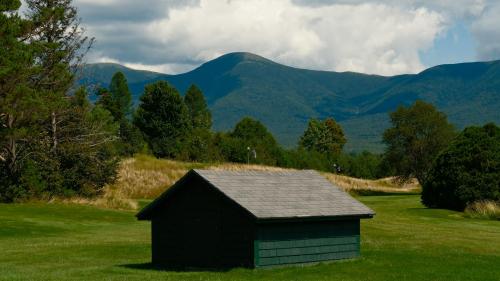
<box><xmin>136</xmin><ymin>169</ymin><xmax>374</xmax><ymax>268</ymax></box>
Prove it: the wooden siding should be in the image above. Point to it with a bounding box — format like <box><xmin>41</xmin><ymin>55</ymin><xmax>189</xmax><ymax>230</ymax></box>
<box><xmin>254</xmin><ymin>220</ymin><xmax>360</xmax><ymax>267</ymax></box>
<box><xmin>151</xmin><ymin>176</ymin><xmax>254</xmax><ymax>268</ymax></box>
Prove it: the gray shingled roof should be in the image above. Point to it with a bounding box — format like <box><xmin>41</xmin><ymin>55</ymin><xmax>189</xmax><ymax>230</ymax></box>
<box><xmin>193</xmin><ymin>169</ymin><xmax>374</xmax><ymax>219</ymax></box>
<box><xmin>137</xmin><ymin>169</ymin><xmax>375</xmax><ymax>220</ymax></box>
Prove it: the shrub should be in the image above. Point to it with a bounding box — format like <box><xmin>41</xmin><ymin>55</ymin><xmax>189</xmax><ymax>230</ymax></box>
<box><xmin>422</xmin><ymin>123</ymin><xmax>500</xmax><ymax>211</ymax></box>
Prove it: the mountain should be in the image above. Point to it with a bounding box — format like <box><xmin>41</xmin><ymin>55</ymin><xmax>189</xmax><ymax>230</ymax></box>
<box><xmin>79</xmin><ymin>53</ymin><xmax>500</xmax><ymax>152</ymax></box>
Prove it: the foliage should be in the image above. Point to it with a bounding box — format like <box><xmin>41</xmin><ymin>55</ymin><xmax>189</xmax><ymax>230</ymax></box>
<box><xmin>97</xmin><ymin>72</ymin><xmax>144</xmax><ymax>156</ymax></box>
<box><xmin>217</xmin><ymin>117</ymin><xmax>283</xmax><ymax>165</ymax></box>
<box><xmin>336</xmin><ymin>151</ymin><xmax>387</xmax><ymax>180</ymax></box>
<box><xmin>134</xmin><ymin>81</ymin><xmax>190</xmax><ymax>158</ymax></box>
<box><xmin>0</xmin><ymin>0</ymin><xmax>40</xmax><ymax>182</ymax></box>
<box><xmin>97</xmin><ymin>72</ymin><xmax>132</xmax><ymax>121</ymax></box>
<box><xmin>299</xmin><ymin>118</ymin><xmax>346</xmax><ymax>156</ymax></box>
<box><xmin>181</xmin><ymin>85</ymin><xmax>218</xmax><ymax>162</ymax></box>
<box><xmin>0</xmin><ymin>1</ymin><xmax>118</xmax><ymax>202</ymax></box>
<box><xmin>79</xmin><ymin>53</ymin><xmax>500</xmax><ymax>152</ymax></box>
<box><xmin>422</xmin><ymin>123</ymin><xmax>500</xmax><ymax>211</ymax></box>
<box><xmin>383</xmin><ymin>100</ymin><xmax>456</xmax><ymax>184</ymax></box>
<box><xmin>279</xmin><ymin>148</ymin><xmax>331</xmax><ymax>171</ymax></box>
<box><xmin>184</xmin><ymin>84</ymin><xmax>212</xmax><ymax>130</ymax></box>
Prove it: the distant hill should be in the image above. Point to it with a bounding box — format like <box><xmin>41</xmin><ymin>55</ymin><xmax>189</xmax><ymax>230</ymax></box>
<box><xmin>79</xmin><ymin>53</ymin><xmax>500</xmax><ymax>152</ymax></box>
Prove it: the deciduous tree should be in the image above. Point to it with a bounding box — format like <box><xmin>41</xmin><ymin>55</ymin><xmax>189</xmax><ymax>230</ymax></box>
<box><xmin>422</xmin><ymin>123</ymin><xmax>500</xmax><ymax>210</ymax></box>
<box><xmin>299</xmin><ymin>118</ymin><xmax>346</xmax><ymax>156</ymax></box>
<box><xmin>383</xmin><ymin>100</ymin><xmax>456</xmax><ymax>184</ymax></box>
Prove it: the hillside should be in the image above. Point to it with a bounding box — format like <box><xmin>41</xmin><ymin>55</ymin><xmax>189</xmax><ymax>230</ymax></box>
<box><xmin>79</xmin><ymin>53</ymin><xmax>500</xmax><ymax>152</ymax></box>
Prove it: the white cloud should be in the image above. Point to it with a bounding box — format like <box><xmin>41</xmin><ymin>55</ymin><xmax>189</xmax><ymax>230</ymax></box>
<box><xmin>21</xmin><ymin>0</ymin><xmax>498</xmax><ymax>74</ymax></box>
<box><xmin>142</xmin><ymin>0</ymin><xmax>445</xmax><ymax>75</ymax></box>
<box><xmin>123</xmin><ymin>62</ymin><xmax>195</xmax><ymax>74</ymax></box>
<box><xmin>471</xmin><ymin>2</ymin><xmax>500</xmax><ymax>60</ymax></box>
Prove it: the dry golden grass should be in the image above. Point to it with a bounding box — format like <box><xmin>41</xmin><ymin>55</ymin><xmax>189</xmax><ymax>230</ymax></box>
<box><xmin>77</xmin><ymin>154</ymin><xmax>418</xmax><ymax>210</ymax></box>
<box><xmin>321</xmin><ymin>173</ymin><xmax>420</xmax><ymax>195</ymax></box>
<box><xmin>100</xmin><ymin>154</ymin><xmax>208</xmax><ymax>201</ymax></box>
<box><xmin>465</xmin><ymin>200</ymin><xmax>500</xmax><ymax>220</ymax></box>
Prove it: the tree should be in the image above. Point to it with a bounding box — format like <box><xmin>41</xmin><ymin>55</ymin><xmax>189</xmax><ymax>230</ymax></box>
<box><xmin>299</xmin><ymin>118</ymin><xmax>346</xmax><ymax>156</ymax></box>
<box><xmin>105</xmin><ymin>72</ymin><xmax>132</xmax><ymax>121</ymax></box>
<box><xmin>422</xmin><ymin>123</ymin><xmax>500</xmax><ymax>211</ymax></box>
<box><xmin>134</xmin><ymin>81</ymin><xmax>190</xmax><ymax>158</ymax></box>
<box><xmin>47</xmin><ymin>87</ymin><xmax>119</xmax><ymax>197</ymax></box>
<box><xmin>25</xmin><ymin>0</ymin><xmax>92</xmax><ymax>155</ymax></box>
<box><xmin>97</xmin><ymin>72</ymin><xmax>143</xmax><ymax>156</ymax></box>
<box><xmin>1</xmin><ymin>0</ymin><xmax>118</xmax><ymax>202</ymax></box>
<box><xmin>180</xmin><ymin>85</ymin><xmax>216</xmax><ymax>161</ymax></box>
<box><xmin>184</xmin><ymin>84</ymin><xmax>212</xmax><ymax>130</ymax></box>
<box><xmin>383</xmin><ymin>100</ymin><xmax>456</xmax><ymax>184</ymax></box>
<box><xmin>217</xmin><ymin>117</ymin><xmax>282</xmax><ymax>165</ymax></box>
<box><xmin>0</xmin><ymin>0</ymin><xmax>43</xmax><ymax>200</ymax></box>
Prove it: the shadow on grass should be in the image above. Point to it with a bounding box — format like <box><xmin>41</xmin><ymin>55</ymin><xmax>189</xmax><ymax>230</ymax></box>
<box><xmin>119</xmin><ymin>262</ymin><xmax>232</xmax><ymax>272</ymax></box>
<box><xmin>352</xmin><ymin>190</ymin><xmax>420</xmax><ymax>196</ymax></box>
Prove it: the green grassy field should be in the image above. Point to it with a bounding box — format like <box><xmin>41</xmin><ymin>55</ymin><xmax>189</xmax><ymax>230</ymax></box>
<box><xmin>1</xmin><ymin>195</ymin><xmax>499</xmax><ymax>281</ymax></box>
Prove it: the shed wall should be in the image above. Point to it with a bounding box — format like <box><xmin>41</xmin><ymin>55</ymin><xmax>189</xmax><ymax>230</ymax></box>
<box><xmin>151</xmin><ymin>177</ymin><xmax>254</xmax><ymax>268</ymax></box>
<box><xmin>254</xmin><ymin>219</ymin><xmax>360</xmax><ymax>267</ymax></box>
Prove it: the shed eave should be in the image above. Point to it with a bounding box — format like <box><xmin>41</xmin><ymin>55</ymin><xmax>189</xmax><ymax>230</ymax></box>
<box><xmin>255</xmin><ymin>213</ymin><xmax>375</xmax><ymax>223</ymax></box>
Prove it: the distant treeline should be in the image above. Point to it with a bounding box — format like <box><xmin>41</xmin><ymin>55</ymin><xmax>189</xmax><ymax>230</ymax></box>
<box><xmin>95</xmin><ymin>72</ymin><xmax>389</xmax><ymax>179</ymax></box>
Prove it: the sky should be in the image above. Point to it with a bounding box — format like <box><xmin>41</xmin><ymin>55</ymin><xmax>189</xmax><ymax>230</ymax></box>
<box><xmin>68</xmin><ymin>0</ymin><xmax>500</xmax><ymax>76</ymax></box>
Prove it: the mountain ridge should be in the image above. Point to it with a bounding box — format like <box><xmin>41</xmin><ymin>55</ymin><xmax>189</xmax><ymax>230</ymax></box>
<box><xmin>79</xmin><ymin>52</ymin><xmax>500</xmax><ymax>152</ymax></box>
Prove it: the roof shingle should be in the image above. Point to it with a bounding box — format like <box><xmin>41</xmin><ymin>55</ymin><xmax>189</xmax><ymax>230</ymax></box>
<box><xmin>193</xmin><ymin>169</ymin><xmax>374</xmax><ymax>219</ymax></box>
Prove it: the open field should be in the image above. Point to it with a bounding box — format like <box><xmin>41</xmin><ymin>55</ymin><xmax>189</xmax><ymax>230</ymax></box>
<box><xmin>81</xmin><ymin>155</ymin><xmax>419</xmax><ymax>210</ymax></box>
<box><xmin>1</xmin><ymin>195</ymin><xmax>499</xmax><ymax>281</ymax></box>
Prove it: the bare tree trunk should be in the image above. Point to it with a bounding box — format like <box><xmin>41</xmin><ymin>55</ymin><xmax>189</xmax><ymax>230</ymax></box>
<box><xmin>6</xmin><ymin>113</ymin><xmax>17</xmax><ymax>173</ymax></box>
<box><xmin>51</xmin><ymin>111</ymin><xmax>57</xmax><ymax>153</ymax></box>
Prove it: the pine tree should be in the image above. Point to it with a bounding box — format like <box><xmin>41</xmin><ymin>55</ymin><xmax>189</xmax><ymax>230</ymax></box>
<box><xmin>97</xmin><ymin>72</ymin><xmax>142</xmax><ymax>156</ymax></box>
<box><xmin>0</xmin><ymin>0</ymin><xmax>44</xmax><ymax>201</ymax></box>
<box><xmin>134</xmin><ymin>81</ymin><xmax>190</xmax><ymax>158</ymax></box>
<box><xmin>184</xmin><ymin>84</ymin><xmax>212</xmax><ymax>129</ymax></box>
<box><xmin>108</xmin><ymin>72</ymin><xmax>132</xmax><ymax>121</ymax></box>
<box><xmin>25</xmin><ymin>0</ymin><xmax>93</xmax><ymax>154</ymax></box>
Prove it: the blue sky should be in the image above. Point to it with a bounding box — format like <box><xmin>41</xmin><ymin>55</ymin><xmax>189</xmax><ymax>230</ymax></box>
<box><xmin>66</xmin><ymin>0</ymin><xmax>500</xmax><ymax>76</ymax></box>
<box><xmin>420</xmin><ymin>21</ymin><xmax>476</xmax><ymax>67</ymax></box>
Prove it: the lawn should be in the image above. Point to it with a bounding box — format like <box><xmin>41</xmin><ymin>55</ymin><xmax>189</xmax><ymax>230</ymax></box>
<box><xmin>0</xmin><ymin>195</ymin><xmax>499</xmax><ymax>281</ymax></box>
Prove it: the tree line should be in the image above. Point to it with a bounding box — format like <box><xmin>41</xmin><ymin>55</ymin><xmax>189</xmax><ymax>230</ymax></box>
<box><xmin>96</xmin><ymin>73</ymin><xmax>499</xmax><ymax>212</ymax></box>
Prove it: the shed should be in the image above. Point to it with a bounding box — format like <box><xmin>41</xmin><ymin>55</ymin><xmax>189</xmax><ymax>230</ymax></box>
<box><xmin>136</xmin><ymin>169</ymin><xmax>374</xmax><ymax>268</ymax></box>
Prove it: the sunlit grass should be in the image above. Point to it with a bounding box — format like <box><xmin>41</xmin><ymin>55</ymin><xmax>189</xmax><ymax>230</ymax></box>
<box><xmin>1</xmin><ymin>195</ymin><xmax>499</xmax><ymax>281</ymax></box>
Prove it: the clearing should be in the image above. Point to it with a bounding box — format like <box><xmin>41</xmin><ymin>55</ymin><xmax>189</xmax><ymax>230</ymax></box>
<box><xmin>1</xmin><ymin>195</ymin><xmax>499</xmax><ymax>281</ymax></box>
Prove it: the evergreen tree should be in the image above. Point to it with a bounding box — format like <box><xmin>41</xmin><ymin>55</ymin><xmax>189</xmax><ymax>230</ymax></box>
<box><xmin>182</xmin><ymin>85</ymin><xmax>215</xmax><ymax>161</ymax></box>
<box><xmin>97</xmin><ymin>72</ymin><xmax>143</xmax><ymax>156</ymax></box>
<box><xmin>1</xmin><ymin>0</ymin><xmax>118</xmax><ymax>201</ymax></box>
<box><xmin>383</xmin><ymin>100</ymin><xmax>456</xmax><ymax>184</ymax></box>
<box><xmin>25</xmin><ymin>0</ymin><xmax>93</xmax><ymax>154</ymax></box>
<box><xmin>134</xmin><ymin>81</ymin><xmax>190</xmax><ymax>158</ymax></box>
<box><xmin>184</xmin><ymin>84</ymin><xmax>212</xmax><ymax>129</ymax></box>
<box><xmin>299</xmin><ymin>118</ymin><xmax>346</xmax><ymax>156</ymax></box>
<box><xmin>0</xmin><ymin>0</ymin><xmax>42</xmax><ymax>200</ymax></box>
<box><xmin>108</xmin><ymin>72</ymin><xmax>132</xmax><ymax>121</ymax></box>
